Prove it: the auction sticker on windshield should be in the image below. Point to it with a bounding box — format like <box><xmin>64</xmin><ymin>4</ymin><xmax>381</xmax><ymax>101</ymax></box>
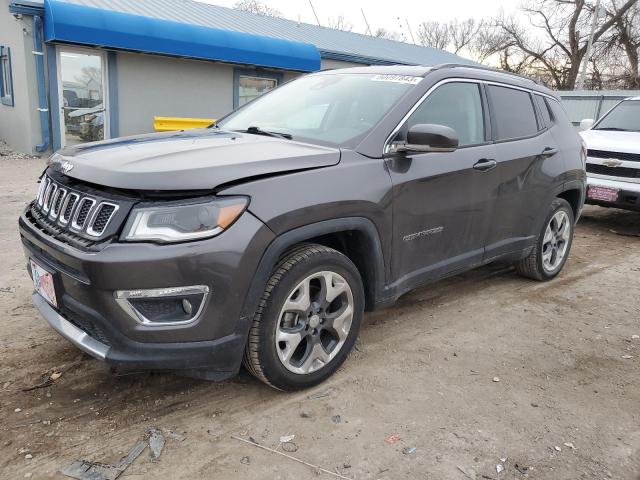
<box><xmin>371</xmin><ymin>74</ymin><xmax>422</xmax><ymax>84</ymax></box>
<box><xmin>30</xmin><ymin>259</ymin><xmax>57</xmax><ymax>307</ymax></box>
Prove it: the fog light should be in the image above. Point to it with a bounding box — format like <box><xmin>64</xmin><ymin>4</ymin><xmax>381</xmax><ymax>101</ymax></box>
<box><xmin>114</xmin><ymin>286</ymin><xmax>209</xmax><ymax>326</ymax></box>
<box><xmin>182</xmin><ymin>298</ymin><xmax>193</xmax><ymax>316</ymax></box>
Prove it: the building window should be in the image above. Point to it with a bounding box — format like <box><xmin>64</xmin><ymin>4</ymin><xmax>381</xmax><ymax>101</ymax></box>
<box><xmin>0</xmin><ymin>46</ymin><xmax>14</xmax><ymax>106</ymax></box>
<box><xmin>233</xmin><ymin>68</ymin><xmax>282</xmax><ymax>109</ymax></box>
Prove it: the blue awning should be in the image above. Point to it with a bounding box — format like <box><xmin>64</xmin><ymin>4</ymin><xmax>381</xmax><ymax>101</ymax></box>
<box><xmin>43</xmin><ymin>0</ymin><xmax>320</xmax><ymax>72</ymax></box>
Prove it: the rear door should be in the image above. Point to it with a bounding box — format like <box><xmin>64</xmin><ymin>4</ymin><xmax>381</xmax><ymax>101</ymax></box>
<box><xmin>483</xmin><ymin>84</ymin><xmax>560</xmax><ymax>261</ymax></box>
<box><xmin>386</xmin><ymin>80</ymin><xmax>498</xmax><ymax>290</ymax></box>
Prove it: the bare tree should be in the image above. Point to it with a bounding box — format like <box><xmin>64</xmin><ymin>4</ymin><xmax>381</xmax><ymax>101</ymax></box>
<box><xmin>327</xmin><ymin>16</ymin><xmax>353</xmax><ymax>32</ymax></box>
<box><xmin>611</xmin><ymin>1</ymin><xmax>640</xmax><ymax>88</ymax></box>
<box><xmin>373</xmin><ymin>27</ymin><xmax>401</xmax><ymax>41</ymax></box>
<box><xmin>233</xmin><ymin>0</ymin><xmax>282</xmax><ymax>17</ymax></box>
<box><xmin>417</xmin><ymin>21</ymin><xmax>450</xmax><ymax>50</ymax></box>
<box><xmin>495</xmin><ymin>0</ymin><xmax>638</xmax><ymax>89</ymax></box>
<box><xmin>470</xmin><ymin>21</ymin><xmax>510</xmax><ymax>63</ymax></box>
<box><xmin>449</xmin><ymin>19</ymin><xmax>482</xmax><ymax>54</ymax></box>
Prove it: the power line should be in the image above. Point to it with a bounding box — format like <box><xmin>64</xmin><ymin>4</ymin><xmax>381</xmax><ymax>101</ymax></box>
<box><xmin>308</xmin><ymin>0</ymin><xmax>321</xmax><ymax>26</ymax></box>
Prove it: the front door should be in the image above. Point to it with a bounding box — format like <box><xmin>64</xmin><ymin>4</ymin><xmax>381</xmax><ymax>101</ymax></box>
<box><xmin>387</xmin><ymin>80</ymin><xmax>498</xmax><ymax>291</ymax></box>
<box><xmin>57</xmin><ymin>47</ymin><xmax>108</xmax><ymax>148</ymax></box>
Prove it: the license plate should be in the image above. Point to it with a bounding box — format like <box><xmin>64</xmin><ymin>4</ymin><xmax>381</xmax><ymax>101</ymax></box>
<box><xmin>588</xmin><ymin>185</ymin><xmax>619</xmax><ymax>202</ymax></box>
<box><xmin>30</xmin><ymin>259</ymin><xmax>57</xmax><ymax>307</ymax></box>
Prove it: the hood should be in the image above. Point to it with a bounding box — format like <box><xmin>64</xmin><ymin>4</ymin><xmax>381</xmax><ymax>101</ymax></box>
<box><xmin>50</xmin><ymin>128</ymin><xmax>340</xmax><ymax>191</ymax></box>
<box><xmin>579</xmin><ymin>129</ymin><xmax>640</xmax><ymax>154</ymax></box>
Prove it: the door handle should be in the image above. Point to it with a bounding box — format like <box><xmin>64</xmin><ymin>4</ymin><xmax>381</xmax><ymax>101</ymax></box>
<box><xmin>541</xmin><ymin>147</ymin><xmax>558</xmax><ymax>157</ymax></box>
<box><xmin>473</xmin><ymin>158</ymin><xmax>497</xmax><ymax>172</ymax></box>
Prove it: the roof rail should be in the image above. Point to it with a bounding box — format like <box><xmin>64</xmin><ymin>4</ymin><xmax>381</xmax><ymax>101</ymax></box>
<box><xmin>431</xmin><ymin>63</ymin><xmax>541</xmax><ymax>85</ymax></box>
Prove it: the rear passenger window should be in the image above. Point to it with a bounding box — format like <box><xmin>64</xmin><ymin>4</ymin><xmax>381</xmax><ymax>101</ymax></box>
<box><xmin>406</xmin><ymin>82</ymin><xmax>485</xmax><ymax>147</ymax></box>
<box><xmin>487</xmin><ymin>85</ymin><xmax>538</xmax><ymax>140</ymax></box>
<box><xmin>534</xmin><ymin>94</ymin><xmax>553</xmax><ymax>128</ymax></box>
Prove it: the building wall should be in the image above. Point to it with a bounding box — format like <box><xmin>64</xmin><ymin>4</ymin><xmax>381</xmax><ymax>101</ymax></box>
<box><xmin>115</xmin><ymin>52</ymin><xmax>310</xmax><ymax>136</ymax></box>
<box><xmin>116</xmin><ymin>52</ymin><xmax>235</xmax><ymax>136</ymax></box>
<box><xmin>0</xmin><ymin>1</ymin><xmax>42</xmax><ymax>154</ymax></box>
<box><xmin>320</xmin><ymin>58</ymin><xmax>364</xmax><ymax>70</ymax></box>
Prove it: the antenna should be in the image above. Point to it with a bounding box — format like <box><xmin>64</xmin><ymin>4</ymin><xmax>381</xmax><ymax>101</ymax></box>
<box><xmin>361</xmin><ymin>8</ymin><xmax>372</xmax><ymax>35</ymax></box>
<box><xmin>308</xmin><ymin>0</ymin><xmax>321</xmax><ymax>26</ymax></box>
<box><xmin>405</xmin><ymin>18</ymin><xmax>416</xmax><ymax>44</ymax></box>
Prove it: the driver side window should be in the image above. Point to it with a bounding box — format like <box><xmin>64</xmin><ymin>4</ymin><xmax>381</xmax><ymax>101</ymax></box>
<box><xmin>406</xmin><ymin>82</ymin><xmax>485</xmax><ymax>147</ymax></box>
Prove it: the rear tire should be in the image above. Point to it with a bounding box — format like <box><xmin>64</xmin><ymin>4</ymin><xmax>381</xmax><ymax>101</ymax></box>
<box><xmin>243</xmin><ymin>244</ymin><xmax>364</xmax><ymax>391</ymax></box>
<box><xmin>515</xmin><ymin>198</ymin><xmax>574</xmax><ymax>281</ymax></box>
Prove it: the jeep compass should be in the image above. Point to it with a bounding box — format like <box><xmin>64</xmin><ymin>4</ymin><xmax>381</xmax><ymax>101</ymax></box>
<box><xmin>19</xmin><ymin>64</ymin><xmax>586</xmax><ymax>390</ymax></box>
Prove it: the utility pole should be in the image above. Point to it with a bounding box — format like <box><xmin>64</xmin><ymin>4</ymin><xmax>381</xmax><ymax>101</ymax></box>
<box><xmin>361</xmin><ymin>9</ymin><xmax>372</xmax><ymax>36</ymax></box>
<box><xmin>308</xmin><ymin>0</ymin><xmax>321</xmax><ymax>26</ymax></box>
<box><xmin>576</xmin><ymin>0</ymin><xmax>602</xmax><ymax>90</ymax></box>
<box><xmin>405</xmin><ymin>18</ymin><xmax>416</xmax><ymax>44</ymax></box>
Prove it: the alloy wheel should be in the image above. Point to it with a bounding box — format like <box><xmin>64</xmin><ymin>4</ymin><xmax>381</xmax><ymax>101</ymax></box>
<box><xmin>275</xmin><ymin>271</ymin><xmax>354</xmax><ymax>375</ymax></box>
<box><xmin>542</xmin><ymin>210</ymin><xmax>571</xmax><ymax>273</ymax></box>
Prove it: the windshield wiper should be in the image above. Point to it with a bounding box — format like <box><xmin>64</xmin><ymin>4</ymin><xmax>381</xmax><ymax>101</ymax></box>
<box><xmin>238</xmin><ymin>126</ymin><xmax>293</xmax><ymax>140</ymax></box>
<box><xmin>595</xmin><ymin>127</ymin><xmax>631</xmax><ymax>132</ymax></box>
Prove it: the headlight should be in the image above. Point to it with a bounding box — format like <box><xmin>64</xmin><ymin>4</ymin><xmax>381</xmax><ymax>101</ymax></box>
<box><xmin>121</xmin><ymin>197</ymin><xmax>248</xmax><ymax>243</ymax></box>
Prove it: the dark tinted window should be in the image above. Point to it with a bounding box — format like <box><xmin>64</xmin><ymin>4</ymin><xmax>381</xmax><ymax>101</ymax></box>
<box><xmin>406</xmin><ymin>82</ymin><xmax>485</xmax><ymax>146</ymax></box>
<box><xmin>488</xmin><ymin>85</ymin><xmax>538</xmax><ymax>140</ymax></box>
<box><xmin>546</xmin><ymin>98</ymin><xmax>571</xmax><ymax>125</ymax></box>
<box><xmin>534</xmin><ymin>94</ymin><xmax>553</xmax><ymax>128</ymax></box>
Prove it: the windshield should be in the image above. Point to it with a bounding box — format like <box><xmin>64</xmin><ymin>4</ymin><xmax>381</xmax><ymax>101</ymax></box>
<box><xmin>217</xmin><ymin>73</ymin><xmax>421</xmax><ymax>146</ymax></box>
<box><xmin>594</xmin><ymin>100</ymin><xmax>640</xmax><ymax>132</ymax></box>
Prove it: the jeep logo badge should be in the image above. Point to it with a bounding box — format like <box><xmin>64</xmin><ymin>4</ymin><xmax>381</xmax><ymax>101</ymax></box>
<box><xmin>60</xmin><ymin>161</ymin><xmax>74</xmax><ymax>174</ymax></box>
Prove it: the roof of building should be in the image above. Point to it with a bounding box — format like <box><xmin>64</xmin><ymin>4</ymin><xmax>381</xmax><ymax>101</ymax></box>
<box><xmin>14</xmin><ymin>0</ymin><xmax>474</xmax><ymax>68</ymax></box>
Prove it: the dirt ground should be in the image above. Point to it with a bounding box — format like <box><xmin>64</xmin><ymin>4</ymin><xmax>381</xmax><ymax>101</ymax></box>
<box><xmin>1</xmin><ymin>147</ymin><xmax>639</xmax><ymax>480</ymax></box>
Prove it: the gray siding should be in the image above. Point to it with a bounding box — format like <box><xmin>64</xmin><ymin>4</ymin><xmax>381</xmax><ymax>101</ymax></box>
<box><xmin>0</xmin><ymin>1</ymin><xmax>42</xmax><ymax>154</ymax></box>
<box><xmin>116</xmin><ymin>52</ymin><xmax>234</xmax><ymax>135</ymax></box>
<box><xmin>320</xmin><ymin>58</ymin><xmax>363</xmax><ymax>70</ymax></box>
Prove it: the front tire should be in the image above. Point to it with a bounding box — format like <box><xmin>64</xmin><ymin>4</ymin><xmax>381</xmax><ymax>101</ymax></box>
<box><xmin>243</xmin><ymin>245</ymin><xmax>364</xmax><ymax>391</ymax></box>
<box><xmin>515</xmin><ymin>198</ymin><xmax>575</xmax><ymax>281</ymax></box>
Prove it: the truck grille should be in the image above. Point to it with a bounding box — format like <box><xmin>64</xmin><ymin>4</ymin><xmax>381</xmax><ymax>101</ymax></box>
<box><xmin>588</xmin><ymin>150</ymin><xmax>640</xmax><ymax>163</ymax></box>
<box><xmin>28</xmin><ymin>174</ymin><xmax>127</xmax><ymax>249</ymax></box>
<box><xmin>587</xmin><ymin>163</ymin><xmax>640</xmax><ymax>179</ymax></box>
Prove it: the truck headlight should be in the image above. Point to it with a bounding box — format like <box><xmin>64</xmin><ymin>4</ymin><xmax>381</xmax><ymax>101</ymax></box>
<box><xmin>121</xmin><ymin>197</ymin><xmax>248</xmax><ymax>243</ymax></box>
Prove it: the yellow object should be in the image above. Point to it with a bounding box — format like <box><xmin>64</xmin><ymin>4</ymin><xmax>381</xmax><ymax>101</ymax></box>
<box><xmin>153</xmin><ymin>116</ymin><xmax>215</xmax><ymax>132</ymax></box>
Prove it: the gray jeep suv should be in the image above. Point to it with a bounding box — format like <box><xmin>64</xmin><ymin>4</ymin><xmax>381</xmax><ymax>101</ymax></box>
<box><xmin>19</xmin><ymin>64</ymin><xmax>586</xmax><ymax>390</ymax></box>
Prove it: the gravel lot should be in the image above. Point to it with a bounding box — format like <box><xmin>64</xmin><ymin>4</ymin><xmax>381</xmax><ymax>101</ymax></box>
<box><xmin>1</xmin><ymin>145</ymin><xmax>639</xmax><ymax>480</ymax></box>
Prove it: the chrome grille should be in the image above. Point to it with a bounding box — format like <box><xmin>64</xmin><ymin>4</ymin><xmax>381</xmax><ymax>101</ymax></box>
<box><xmin>72</xmin><ymin>198</ymin><xmax>95</xmax><ymax>229</ymax></box>
<box><xmin>32</xmin><ymin>175</ymin><xmax>120</xmax><ymax>239</ymax></box>
<box><xmin>43</xmin><ymin>182</ymin><xmax>57</xmax><ymax>213</ymax></box>
<box><xmin>87</xmin><ymin>203</ymin><xmax>117</xmax><ymax>236</ymax></box>
<box><xmin>60</xmin><ymin>193</ymin><xmax>79</xmax><ymax>224</ymax></box>
<box><xmin>49</xmin><ymin>188</ymin><xmax>66</xmax><ymax>219</ymax></box>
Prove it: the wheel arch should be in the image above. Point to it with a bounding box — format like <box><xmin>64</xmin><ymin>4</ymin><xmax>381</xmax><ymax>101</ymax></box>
<box><xmin>558</xmin><ymin>181</ymin><xmax>585</xmax><ymax>222</ymax></box>
<box><xmin>239</xmin><ymin>217</ymin><xmax>386</xmax><ymax>325</ymax></box>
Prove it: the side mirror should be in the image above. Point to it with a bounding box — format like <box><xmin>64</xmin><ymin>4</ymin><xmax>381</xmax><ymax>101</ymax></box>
<box><xmin>391</xmin><ymin>124</ymin><xmax>459</xmax><ymax>153</ymax></box>
<box><xmin>579</xmin><ymin>118</ymin><xmax>594</xmax><ymax>131</ymax></box>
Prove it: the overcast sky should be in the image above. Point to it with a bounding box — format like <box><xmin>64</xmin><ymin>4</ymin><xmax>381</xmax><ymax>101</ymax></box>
<box><xmin>200</xmin><ymin>0</ymin><xmax>519</xmax><ymax>41</ymax></box>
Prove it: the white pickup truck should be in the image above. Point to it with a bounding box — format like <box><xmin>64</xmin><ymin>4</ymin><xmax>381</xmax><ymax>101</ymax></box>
<box><xmin>579</xmin><ymin>97</ymin><xmax>640</xmax><ymax>212</ymax></box>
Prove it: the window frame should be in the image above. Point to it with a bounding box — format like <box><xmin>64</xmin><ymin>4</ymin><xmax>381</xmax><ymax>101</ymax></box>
<box><xmin>485</xmin><ymin>83</ymin><xmax>542</xmax><ymax>143</ymax></box>
<box><xmin>532</xmin><ymin>93</ymin><xmax>553</xmax><ymax>131</ymax></box>
<box><xmin>385</xmin><ymin>78</ymin><xmax>492</xmax><ymax>153</ymax></box>
<box><xmin>0</xmin><ymin>45</ymin><xmax>15</xmax><ymax>107</ymax></box>
<box><xmin>233</xmin><ymin>68</ymin><xmax>283</xmax><ymax>109</ymax></box>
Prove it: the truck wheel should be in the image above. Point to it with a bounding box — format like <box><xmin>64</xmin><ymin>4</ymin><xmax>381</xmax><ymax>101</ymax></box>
<box><xmin>514</xmin><ymin>198</ymin><xmax>575</xmax><ymax>281</ymax></box>
<box><xmin>243</xmin><ymin>244</ymin><xmax>364</xmax><ymax>391</ymax></box>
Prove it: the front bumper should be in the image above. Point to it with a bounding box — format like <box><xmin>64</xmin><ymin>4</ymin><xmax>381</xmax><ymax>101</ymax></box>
<box><xmin>586</xmin><ymin>176</ymin><xmax>640</xmax><ymax>211</ymax></box>
<box><xmin>20</xmin><ymin>208</ymin><xmax>274</xmax><ymax>376</ymax></box>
